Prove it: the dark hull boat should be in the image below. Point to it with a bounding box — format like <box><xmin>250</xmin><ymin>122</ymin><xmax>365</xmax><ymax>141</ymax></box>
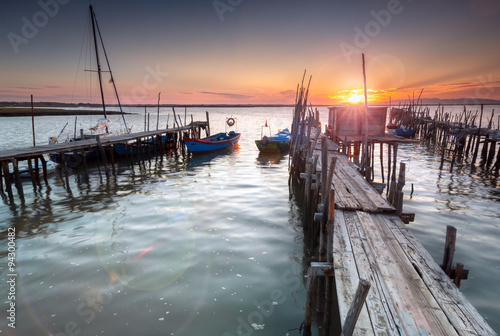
<box><xmin>183</xmin><ymin>132</ymin><xmax>241</xmax><ymax>153</ymax></box>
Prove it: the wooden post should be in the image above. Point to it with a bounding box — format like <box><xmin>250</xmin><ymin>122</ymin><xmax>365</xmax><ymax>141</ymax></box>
<box><xmin>471</xmin><ymin>104</ymin><xmax>483</xmax><ymax>165</ymax></box>
<box><xmin>31</xmin><ymin>94</ymin><xmax>36</xmax><ymax>147</ymax></box>
<box><xmin>39</xmin><ymin>155</ymin><xmax>49</xmax><ymax>185</ymax></box>
<box><xmin>380</xmin><ymin>142</ymin><xmax>385</xmax><ymax>184</ymax></box>
<box><xmin>12</xmin><ymin>159</ymin><xmax>25</xmax><ymax>203</ymax></box>
<box><xmin>487</xmin><ymin>140</ymin><xmax>496</xmax><ymax>166</ymax></box>
<box><xmin>396</xmin><ymin>162</ymin><xmax>406</xmax><ymax>217</ymax></box>
<box><xmin>441</xmin><ymin>225</ymin><xmax>457</xmax><ymax>276</ymax></box>
<box><xmin>321</xmin><ymin>136</ymin><xmax>328</xmax><ymax>204</ymax></box>
<box><xmin>341</xmin><ymin>279</ymin><xmax>371</xmax><ymax>336</ymax></box>
<box><xmin>33</xmin><ymin>157</ymin><xmax>40</xmax><ymax>186</ymax></box>
<box><xmin>0</xmin><ymin>161</ymin><xmax>4</xmax><ymax>196</ymax></box>
<box><xmin>96</xmin><ymin>135</ymin><xmax>108</xmax><ymax>169</ymax></box>
<box><xmin>27</xmin><ymin>157</ymin><xmax>37</xmax><ymax>190</ymax></box>
<box><xmin>206</xmin><ymin>111</ymin><xmax>210</xmax><ymax>136</ymax></box>
<box><xmin>156</xmin><ymin>92</ymin><xmax>161</xmax><ymax>130</ymax></box>
<box><xmin>108</xmin><ymin>145</ymin><xmax>115</xmax><ymax>173</ymax></box>
<box><xmin>2</xmin><ymin>161</ymin><xmax>14</xmax><ymax>200</ymax></box>
<box><xmin>302</xmin><ymin>267</ymin><xmax>316</xmax><ymax>336</ymax></box>
<box><xmin>454</xmin><ymin>262</ymin><xmax>464</xmax><ymax>288</ymax></box>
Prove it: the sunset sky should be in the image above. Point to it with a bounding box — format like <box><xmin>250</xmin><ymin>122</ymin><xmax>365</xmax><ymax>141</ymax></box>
<box><xmin>1</xmin><ymin>0</ymin><xmax>500</xmax><ymax>105</ymax></box>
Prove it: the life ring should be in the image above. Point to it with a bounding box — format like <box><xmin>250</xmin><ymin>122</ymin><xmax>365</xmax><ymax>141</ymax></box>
<box><xmin>227</xmin><ymin>118</ymin><xmax>235</xmax><ymax>127</ymax></box>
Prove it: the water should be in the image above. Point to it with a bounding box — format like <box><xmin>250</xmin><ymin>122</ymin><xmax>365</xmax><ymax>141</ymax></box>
<box><xmin>0</xmin><ymin>106</ymin><xmax>499</xmax><ymax>335</ymax></box>
<box><xmin>0</xmin><ymin>107</ymin><xmax>311</xmax><ymax>335</ymax></box>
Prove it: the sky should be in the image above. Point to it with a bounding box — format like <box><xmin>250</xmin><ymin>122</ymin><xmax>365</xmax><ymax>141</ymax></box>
<box><xmin>1</xmin><ymin>0</ymin><xmax>500</xmax><ymax>105</ymax></box>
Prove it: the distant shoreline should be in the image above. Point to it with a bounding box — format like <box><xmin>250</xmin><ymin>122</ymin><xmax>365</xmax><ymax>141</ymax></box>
<box><xmin>0</xmin><ymin>108</ymin><xmax>135</xmax><ymax>117</ymax></box>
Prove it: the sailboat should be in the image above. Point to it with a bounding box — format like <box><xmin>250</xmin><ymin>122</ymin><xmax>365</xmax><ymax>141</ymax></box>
<box><xmin>49</xmin><ymin>5</ymin><xmax>131</xmax><ymax>167</ymax></box>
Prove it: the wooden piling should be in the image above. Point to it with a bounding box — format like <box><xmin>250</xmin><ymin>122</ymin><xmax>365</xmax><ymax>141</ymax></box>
<box><xmin>441</xmin><ymin>225</ymin><xmax>457</xmax><ymax>276</ymax></box>
<box><xmin>340</xmin><ymin>279</ymin><xmax>371</xmax><ymax>336</ymax></box>
<box><xmin>302</xmin><ymin>266</ymin><xmax>316</xmax><ymax>336</ymax></box>
<box><xmin>39</xmin><ymin>155</ymin><xmax>49</xmax><ymax>185</ymax></box>
<box><xmin>471</xmin><ymin>105</ymin><xmax>484</xmax><ymax>165</ymax></box>
<box><xmin>27</xmin><ymin>157</ymin><xmax>37</xmax><ymax>190</ymax></box>
<box><xmin>12</xmin><ymin>159</ymin><xmax>25</xmax><ymax>203</ymax></box>
<box><xmin>2</xmin><ymin>161</ymin><xmax>14</xmax><ymax>200</ymax></box>
<box><xmin>454</xmin><ymin>262</ymin><xmax>465</xmax><ymax>288</ymax></box>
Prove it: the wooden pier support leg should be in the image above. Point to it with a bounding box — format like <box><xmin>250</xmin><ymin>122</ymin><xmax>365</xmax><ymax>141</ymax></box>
<box><xmin>494</xmin><ymin>145</ymin><xmax>500</xmax><ymax>173</ymax></box>
<box><xmin>33</xmin><ymin>157</ymin><xmax>41</xmax><ymax>186</ymax></box>
<box><xmin>82</xmin><ymin>149</ymin><xmax>88</xmax><ymax>173</ymax></box>
<box><xmin>12</xmin><ymin>159</ymin><xmax>25</xmax><ymax>203</ymax></box>
<box><xmin>487</xmin><ymin>141</ymin><xmax>496</xmax><ymax>166</ymax></box>
<box><xmin>341</xmin><ymin>279</ymin><xmax>371</xmax><ymax>336</ymax></box>
<box><xmin>302</xmin><ymin>267</ymin><xmax>316</xmax><ymax>336</ymax></box>
<box><xmin>96</xmin><ymin>136</ymin><xmax>108</xmax><ymax>170</ymax></box>
<box><xmin>2</xmin><ymin>161</ymin><xmax>13</xmax><ymax>200</ymax></box>
<box><xmin>441</xmin><ymin>225</ymin><xmax>457</xmax><ymax>276</ymax></box>
<box><xmin>27</xmin><ymin>157</ymin><xmax>37</xmax><ymax>190</ymax></box>
<box><xmin>59</xmin><ymin>152</ymin><xmax>71</xmax><ymax>189</ymax></box>
<box><xmin>396</xmin><ymin>162</ymin><xmax>406</xmax><ymax>217</ymax></box>
<box><xmin>0</xmin><ymin>161</ymin><xmax>4</xmax><ymax>197</ymax></box>
<box><xmin>323</xmin><ymin>188</ymin><xmax>336</xmax><ymax>336</ymax></box>
<box><xmin>136</xmin><ymin>138</ymin><xmax>141</xmax><ymax>162</ymax></box>
<box><xmin>39</xmin><ymin>155</ymin><xmax>49</xmax><ymax>185</ymax></box>
<box><xmin>380</xmin><ymin>142</ymin><xmax>384</xmax><ymax>184</ymax></box>
<box><xmin>108</xmin><ymin>145</ymin><xmax>115</xmax><ymax>173</ymax></box>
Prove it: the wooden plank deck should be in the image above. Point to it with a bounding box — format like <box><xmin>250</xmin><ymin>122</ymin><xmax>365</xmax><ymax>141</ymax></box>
<box><xmin>0</xmin><ymin>124</ymin><xmax>205</xmax><ymax>161</ymax></box>
<box><xmin>315</xmin><ymin>137</ymin><xmax>395</xmax><ymax>213</ymax></box>
<box><xmin>315</xmin><ymin>137</ymin><xmax>496</xmax><ymax>335</ymax></box>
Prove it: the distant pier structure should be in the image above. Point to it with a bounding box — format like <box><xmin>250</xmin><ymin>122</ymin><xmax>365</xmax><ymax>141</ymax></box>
<box><xmin>0</xmin><ymin>115</ymin><xmax>210</xmax><ymax>205</ymax></box>
<box><xmin>288</xmin><ymin>76</ymin><xmax>496</xmax><ymax>335</ymax></box>
<box><xmin>389</xmin><ymin>104</ymin><xmax>500</xmax><ymax>173</ymax></box>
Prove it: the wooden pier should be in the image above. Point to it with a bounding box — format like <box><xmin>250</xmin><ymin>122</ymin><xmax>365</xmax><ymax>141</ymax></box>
<box><xmin>289</xmin><ymin>77</ymin><xmax>496</xmax><ymax>335</ymax></box>
<box><xmin>389</xmin><ymin>104</ymin><xmax>500</xmax><ymax>173</ymax></box>
<box><xmin>0</xmin><ymin>119</ymin><xmax>209</xmax><ymax>204</ymax></box>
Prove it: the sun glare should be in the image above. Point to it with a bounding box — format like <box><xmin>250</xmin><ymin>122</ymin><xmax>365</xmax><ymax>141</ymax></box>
<box><xmin>347</xmin><ymin>93</ymin><xmax>364</xmax><ymax>104</ymax></box>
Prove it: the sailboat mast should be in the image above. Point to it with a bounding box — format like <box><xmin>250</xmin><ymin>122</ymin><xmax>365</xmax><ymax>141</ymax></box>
<box><xmin>94</xmin><ymin>15</ymin><xmax>130</xmax><ymax>133</ymax></box>
<box><xmin>89</xmin><ymin>5</ymin><xmax>107</xmax><ymax>119</ymax></box>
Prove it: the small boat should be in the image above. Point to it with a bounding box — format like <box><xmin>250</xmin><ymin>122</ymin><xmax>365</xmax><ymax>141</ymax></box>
<box><xmin>183</xmin><ymin>131</ymin><xmax>241</xmax><ymax>153</ymax></box>
<box><xmin>255</xmin><ymin>128</ymin><xmax>291</xmax><ymax>152</ymax></box>
<box><xmin>387</xmin><ymin>123</ymin><xmax>415</xmax><ymax>138</ymax></box>
<box><xmin>114</xmin><ymin>134</ymin><xmax>175</xmax><ymax>155</ymax></box>
<box><xmin>50</xmin><ymin>5</ymin><xmax>130</xmax><ymax>167</ymax></box>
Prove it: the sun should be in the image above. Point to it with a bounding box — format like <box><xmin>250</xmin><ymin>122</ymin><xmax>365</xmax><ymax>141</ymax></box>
<box><xmin>347</xmin><ymin>93</ymin><xmax>364</xmax><ymax>104</ymax></box>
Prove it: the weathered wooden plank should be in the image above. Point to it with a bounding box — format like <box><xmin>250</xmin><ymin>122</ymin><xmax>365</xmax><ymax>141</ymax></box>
<box><xmin>356</xmin><ymin>211</ymin><xmax>458</xmax><ymax>336</ymax></box>
<box><xmin>343</xmin><ymin>211</ymin><xmax>399</xmax><ymax>335</ymax></box>
<box><xmin>333</xmin><ymin>210</ymin><xmax>375</xmax><ymax>335</ymax></box>
<box><xmin>381</xmin><ymin>214</ymin><xmax>497</xmax><ymax>336</ymax></box>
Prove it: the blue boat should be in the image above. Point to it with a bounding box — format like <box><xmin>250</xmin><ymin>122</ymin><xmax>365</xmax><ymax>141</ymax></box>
<box><xmin>183</xmin><ymin>131</ymin><xmax>241</xmax><ymax>153</ymax></box>
<box><xmin>255</xmin><ymin>128</ymin><xmax>291</xmax><ymax>152</ymax></box>
<box><xmin>387</xmin><ymin>124</ymin><xmax>415</xmax><ymax>138</ymax></box>
<box><xmin>114</xmin><ymin>134</ymin><xmax>174</xmax><ymax>155</ymax></box>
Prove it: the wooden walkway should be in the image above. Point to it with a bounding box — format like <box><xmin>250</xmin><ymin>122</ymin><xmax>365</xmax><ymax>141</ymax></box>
<box><xmin>315</xmin><ymin>136</ymin><xmax>496</xmax><ymax>335</ymax></box>
<box><xmin>0</xmin><ymin>123</ymin><xmax>207</xmax><ymax>161</ymax></box>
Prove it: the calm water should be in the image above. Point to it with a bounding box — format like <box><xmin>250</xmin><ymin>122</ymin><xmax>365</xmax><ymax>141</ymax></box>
<box><xmin>0</xmin><ymin>106</ymin><xmax>499</xmax><ymax>335</ymax></box>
